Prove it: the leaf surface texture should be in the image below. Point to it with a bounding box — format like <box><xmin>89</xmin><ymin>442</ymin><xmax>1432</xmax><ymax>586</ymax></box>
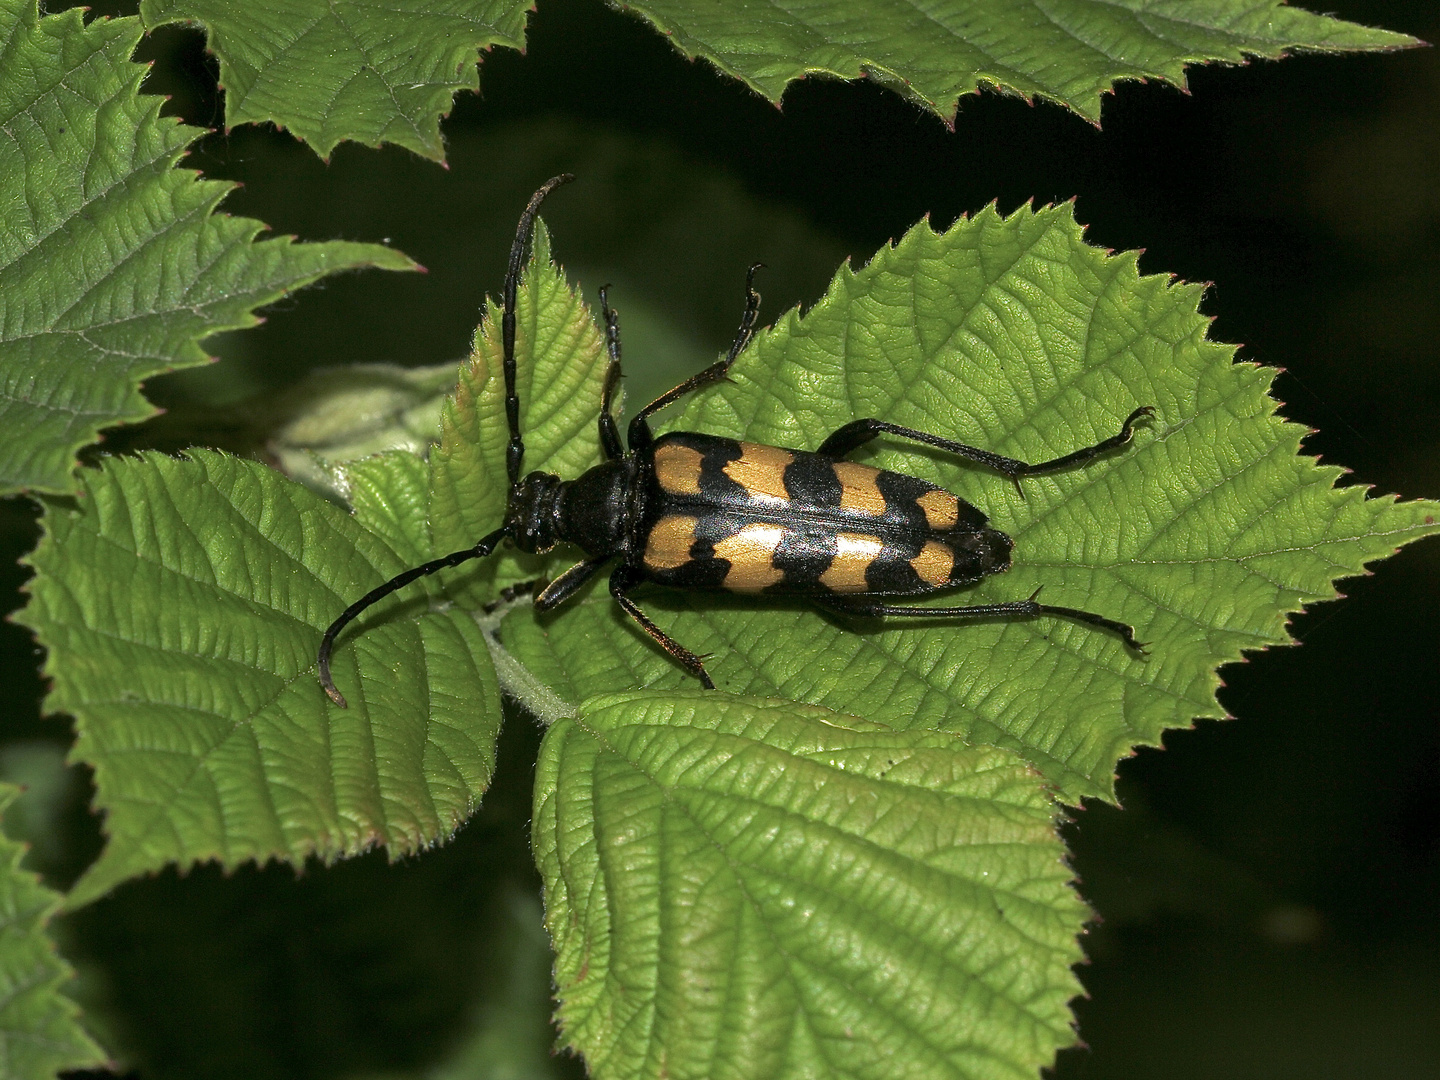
<box><xmin>535</xmin><ymin>692</ymin><xmax>1087</xmax><ymax>1080</ymax></box>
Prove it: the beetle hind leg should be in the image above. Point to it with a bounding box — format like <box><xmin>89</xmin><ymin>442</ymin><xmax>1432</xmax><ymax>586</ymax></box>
<box><xmin>815</xmin><ymin>408</ymin><xmax>1154</xmax><ymax>487</ymax></box>
<box><xmin>813</xmin><ymin>593</ymin><xmax>1147</xmax><ymax>652</ymax></box>
<box><xmin>609</xmin><ymin>565</ymin><xmax>716</xmax><ymax>688</ymax></box>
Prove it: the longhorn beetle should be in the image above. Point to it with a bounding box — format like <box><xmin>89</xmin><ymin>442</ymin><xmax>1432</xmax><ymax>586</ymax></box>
<box><xmin>318</xmin><ymin>175</ymin><xmax>1152</xmax><ymax>707</ymax></box>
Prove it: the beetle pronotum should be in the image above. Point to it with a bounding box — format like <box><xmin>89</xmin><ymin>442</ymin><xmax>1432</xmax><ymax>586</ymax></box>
<box><xmin>318</xmin><ymin>175</ymin><xmax>1151</xmax><ymax>706</ymax></box>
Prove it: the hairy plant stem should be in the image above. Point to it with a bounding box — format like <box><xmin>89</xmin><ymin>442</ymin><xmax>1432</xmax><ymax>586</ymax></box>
<box><xmin>472</xmin><ymin>593</ymin><xmax>576</xmax><ymax>725</ymax></box>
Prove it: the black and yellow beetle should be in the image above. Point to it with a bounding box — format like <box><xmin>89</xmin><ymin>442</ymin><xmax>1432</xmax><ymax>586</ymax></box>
<box><xmin>318</xmin><ymin>175</ymin><xmax>1152</xmax><ymax>706</ymax></box>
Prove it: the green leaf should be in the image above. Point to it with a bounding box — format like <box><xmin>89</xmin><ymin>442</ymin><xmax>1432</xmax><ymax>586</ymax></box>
<box><xmin>534</xmin><ymin>691</ymin><xmax>1087</xmax><ymax>1080</ymax></box>
<box><xmin>0</xmin><ymin>784</ymin><xmax>106</xmax><ymax>1076</ymax></box>
<box><xmin>493</xmin><ymin>202</ymin><xmax>1440</xmax><ymax>800</ymax></box>
<box><xmin>18</xmin><ymin>450</ymin><xmax>501</xmax><ymax>907</ymax></box>
<box><xmin>139</xmin><ymin>0</ymin><xmax>532</xmax><ymax>161</ymax></box>
<box><xmin>136</xmin><ymin>0</ymin><xmax>1416</xmax><ymax>160</ymax></box>
<box><xmin>619</xmin><ymin>0</ymin><xmax>1416</xmax><ymax>124</ymax></box>
<box><xmin>0</xmin><ymin>1</ymin><xmax>415</xmax><ymax>498</ymax></box>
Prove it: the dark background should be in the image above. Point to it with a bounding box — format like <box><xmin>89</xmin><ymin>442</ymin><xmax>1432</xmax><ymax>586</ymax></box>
<box><xmin>2</xmin><ymin>0</ymin><xmax>1436</xmax><ymax>1076</ymax></box>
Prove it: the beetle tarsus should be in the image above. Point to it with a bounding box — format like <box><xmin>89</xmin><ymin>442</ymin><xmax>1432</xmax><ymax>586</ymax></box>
<box><xmin>1033</xmin><ymin>603</ymin><xmax>1148</xmax><ymax>653</ymax></box>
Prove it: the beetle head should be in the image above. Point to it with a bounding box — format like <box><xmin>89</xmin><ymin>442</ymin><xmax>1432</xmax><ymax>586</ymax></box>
<box><xmin>506</xmin><ymin>471</ymin><xmax>565</xmax><ymax>553</ymax></box>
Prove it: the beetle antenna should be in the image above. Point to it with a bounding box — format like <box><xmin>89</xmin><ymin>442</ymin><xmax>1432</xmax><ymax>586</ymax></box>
<box><xmin>318</xmin><ymin>528</ymin><xmax>507</xmax><ymax>708</ymax></box>
<box><xmin>503</xmin><ymin>174</ymin><xmax>575</xmax><ymax>486</ymax></box>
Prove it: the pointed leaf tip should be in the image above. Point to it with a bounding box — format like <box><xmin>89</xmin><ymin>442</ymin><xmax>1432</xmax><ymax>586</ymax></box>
<box><xmin>0</xmin><ymin>2</ymin><xmax>416</xmax><ymax>497</ymax></box>
<box><xmin>20</xmin><ymin>450</ymin><xmax>500</xmax><ymax>906</ymax></box>
<box><xmin>0</xmin><ymin>785</ymin><xmax>106</xmax><ymax>1074</ymax></box>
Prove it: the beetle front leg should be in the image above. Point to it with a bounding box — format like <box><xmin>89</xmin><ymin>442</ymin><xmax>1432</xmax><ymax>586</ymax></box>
<box><xmin>609</xmin><ymin>565</ymin><xmax>716</xmax><ymax>688</ymax></box>
<box><xmin>535</xmin><ymin>556</ymin><xmax>612</xmax><ymax>611</ymax></box>
<box><xmin>816</xmin><ymin>408</ymin><xmax>1154</xmax><ymax>486</ymax></box>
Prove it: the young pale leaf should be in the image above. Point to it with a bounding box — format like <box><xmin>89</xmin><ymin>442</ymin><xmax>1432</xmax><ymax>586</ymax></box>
<box><xmin>0</xmin><ymin>2</ymin><xmax>414</xmax><ymax>498</ymax></box>
<box><xmin>19</xmin><ymin>450</ymin><xmax>501</xmax><ymax>907</ymax></box>
<box><xmin>620</xmin><ymin>0</ymin><xmax>1415</xmax><ymax>124</ymax></box>
<box><xmin>136</xmin><ymin>0</ymin><xmax>1414</xmax><ymax>158</ymax></box>
<box><xmin>493</xmin><ymin>202</ymin><xmax>1440</xmax><ymax>802</ymax></box>
<box><xmin>534</xmin><ymin>692</ymin><xmax>1087</xmax><ymax>1080</ymax></box>
<box><xmin>0</xmin><ymin>784</ymin><xmax>106</xmax><ymax>1077</ymax></box>
<box><xmin>139</xmin><ymin>0</ymin><xmax>532</xmax><ymax>160</ymax></box>
<box><xmin>264</xmin><ymin>360</ymin><xmax>459</xmax><ymax>500</ymax></box>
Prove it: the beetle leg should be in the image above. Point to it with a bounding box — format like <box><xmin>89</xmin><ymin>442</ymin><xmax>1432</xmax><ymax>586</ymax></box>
<box><xmin>1005</xmin><ymin>406</ymin><xmax>1155</xmax><ymax>477</ymax></box>
<box><xmin>814</xmin><ymin>593</ymin><xmax>1147</xmax><ymax>652</ymax></box>
<box><xmin>482</xmin><ymin>578</ymin><xmax>544</xmax><ymax>614</ymax></box>
<box><xmin>535</xmin><ymin>556</ymin><xmax>611</xmax><ymax>611</ymax></box>
<box><xmin>627</xmin><ymin>264</ymin><xmax>763</xmax><ymax>451</ymax></box>
<box><xmin>816</xmin><ymin>407</ymin><xmax>1155</xmax><ymax>488</ymax></box>
<box><xmin>723</xmin><ymin>262</ymin><xmax>765</xmax><ymax>364</ymax></box>
<box><xmin>609</xmin><ymin>565</ymin><xmax>716</xmax><ymax>688</ymax></box>
<box><xmin>596</xmin><ymin>287</ymin><xmax>625</xmax><ymax>461</ymax></box>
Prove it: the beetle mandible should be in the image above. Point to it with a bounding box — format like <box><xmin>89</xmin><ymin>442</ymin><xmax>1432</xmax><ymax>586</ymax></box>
<box><xmin>318</xmin><ymin>175</ymin><xmax>1152</xmax><ymax>706</ymax></box>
